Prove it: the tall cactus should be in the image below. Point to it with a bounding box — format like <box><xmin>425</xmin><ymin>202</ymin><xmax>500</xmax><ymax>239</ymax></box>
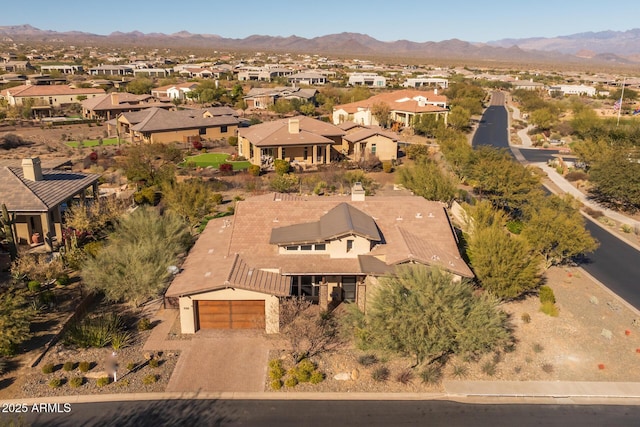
<box><xmin>1</xmin><ymin>203</ymin><xmax>18</xmax><ymax>261</ymax></box>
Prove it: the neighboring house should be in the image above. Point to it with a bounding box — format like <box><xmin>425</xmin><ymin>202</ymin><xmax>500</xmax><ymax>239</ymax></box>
<box><xmin>133</xmin><ymin>68</ymin><xmax>172</xmax><ymax>78</ymax></box>
<box><xmin>176</xmin><ymin>67</ymin><xmax>223</xmax><ymax>79</ymax></box>
<box><xmin>151</xmin><ymin>82</ymin><xmax>199</xmax><ymax>101</ymax></box>
<box><xmin>511</xmin><ymin>80</ymin><xmax>545</xmax><ymax>91</ymax></box>
<box><xmin>81</xmin><ymin>92</ymin><xmax>173</xmax><ymax>121</ymax></box>
<box><xmin>0</xmin><ymin>158</ymin><xmax>100</xmax><ymax>252</ymax></box>
<box><xmin>348</xmin><ymin>73</ymin><xmax>386</xmax><ymax>87</ymax></box>
<box><xmin>165</xmin><ymin>191</ymin><xmax>473</xmax><ymax>333</ymax></box>
<box><xmin>88</xmin><ymin>65</ymin><xmax>134</xmax><ymax>76</ymax></box>
<box><xmin>288</xmin><ymin>72</ymin><xmax>327</xmax><ymax>86</ymax></box>
<box><xmin>237</xmin><ymin>67</ymin><xmax>294</xmax><ymax>82</ymax></box>
<box><xmin>402</xmin><ymin>77</ymin><xmax>449</xmax><ymax>89</ymax></box>
<box><xmin>0</xmin><ymin>84</ymin><xmax>105</xmax><ymax>107</ymax></box>
<box><xmin>0</xmin><ymin>61</ymin><xmax>33</xmax><ymax>72</ymax></box>
<box><xmin>548</xmin><ymin>84</ymin><xmax>596</xmax><ymax>97</ymax></box>
<box><xmin>332</xmin><ymin>89</ymin><xmax>448</xmax><ymax>128</ymax></box>
<box><xmin>39</xmin><ymin>64</ymin><xmax>84</xmax><ymax>74</ymax></box>
<box><xmin>243</xmin><ymin>87</ymin><xmax>317</xmax><ymax>110</ymax></box>
<box><xmin>115</xmin><ymin>106</ymin><xmax>239</xmax><ymax>144</ymax></box>
<box><xmin>238</xmin><ymin>116</ymin><xmax>345</xmax><ymax>168</ymax></box>
<box><xmin>340</xmin><ymin>123</ymin><xmax>399</xmax><ymax>162</ymax></box>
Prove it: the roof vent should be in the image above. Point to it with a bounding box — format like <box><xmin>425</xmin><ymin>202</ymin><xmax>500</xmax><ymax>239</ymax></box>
<box><xmin>273</xmin><ymin>217</ymin><xmax>279</xmax><ymax>223</ymax></box>
<box><xmin>428</xmin><ymin>212</ymin><xmax>435</xmax><ymax>218</ymax></box>
<box><xmin>396</xmin><ymin>216</ymin><xmax>403</xmax><ymax>221</ymax></box>
<box><xmin>204</xmin><ymin>272</ymin><xmax>212</xmax><ymax>277</ymax></box>
<box><xmin>415</xmin><ymin>213</ymin><xmax>422</xmax><ymax>219</ymax></box>
<box><xmin>431</xmin><ymin>255</ymin><xmax>440</xmax><ymax>261</ymax></box>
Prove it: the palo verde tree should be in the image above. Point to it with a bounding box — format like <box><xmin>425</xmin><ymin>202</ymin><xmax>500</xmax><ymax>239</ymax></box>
<box><xmin>396</xmin><ymin>159</ymin><xmax>457</xmax><ymax>203</ymax></box>
<box><xmin>161</xmin><ymin>178</ymin><xmax>223</xmax><ymax>229</ymax></box>
<box><xmin>81</xmin><ymin>207</ymin><xmax>192</xmax><ymax>308</ymax></box>
<box><xmin>350</xmin><ymin>265</ymin><xmax>511</xmax><ymax>367</ymax></box>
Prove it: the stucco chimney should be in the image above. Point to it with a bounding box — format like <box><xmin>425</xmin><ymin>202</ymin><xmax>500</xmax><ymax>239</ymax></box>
<box><xmin>351</xmin><ymin>182</ymin><xmax>365</xmax><ymax>202</ymax></box>
<box><xmin>433</xmin><ymin>88</ymin><xmax>438</xmax><ymax>95</ymax></box>
<box><xmin>22</xmin><ymin>157</ymin><xmax>43</xmax><ymax>181</ymax></box>
<box><xmin>288</xmin><ymin>118</ymin><xmax>300</xmax><ymax>134</ymax></box>
<box><xmin>110</xmin><ymin>92</ymin><xmax>119</xmax><ymax>105</ymax></box>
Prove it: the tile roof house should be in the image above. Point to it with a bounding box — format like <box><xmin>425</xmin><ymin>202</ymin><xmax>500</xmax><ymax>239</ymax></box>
<box><xmin>237</xmin><ymin>116</ymin><xmax>345</xmax><ymax>168</ymax></box>
<box><xmin>115</xmin><ymin>106</ymin><xmax>239</xmax><ymax>144</ymax></box>
<box><xmin>340</xmin><ymin>122</ymin><xmax>399</xmax><ymax>162</ymax></box>
<box><xmin>81</xmin><ymin>92</ymin><xmax>173</xmax><ymax>121</ymax></box>
<box><xmin>0</xmin><ymin>84</ymin><xmax>105</xmax><ymax>107</ymax></box>
<box><xmin>332</xmin><ymin>89</ymin><xmax>449</xmax><ymax>129</ymax></box>
<box><xmin>165</xmin><ymin>190</ymin><xmax>473</xmax><ymax>333</ymax></box>
<box><xmin>0</xmin><ymin>158</ymin><xmax>100</xmax><ymax>251</ymax></box>
<box><xmin>151</xmin><ymin>82</ymin><xmax>199</xmax><ymax>101</ymax></box>
<box><xmin>243</xmin><ymin>86</ymin><xmax>317</xmax><ymax>110</ymax></box>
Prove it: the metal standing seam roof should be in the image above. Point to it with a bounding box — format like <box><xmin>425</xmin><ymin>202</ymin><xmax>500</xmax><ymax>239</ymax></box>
<box><xmin>269</xmin><ymin>202</ymin><xmax>381</xmax><ymax>245</ymax></box>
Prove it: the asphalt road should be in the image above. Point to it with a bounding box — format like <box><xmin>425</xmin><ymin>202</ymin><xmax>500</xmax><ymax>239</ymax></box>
<box><xmin>12</xmin><ymin>399</ymin><xmax>640</xmax><ymax>427</ymax></box>
<box><xmin>473</xmin><ymin>92</ymin><xmax>640</xmax><ymax>311</ymax></box>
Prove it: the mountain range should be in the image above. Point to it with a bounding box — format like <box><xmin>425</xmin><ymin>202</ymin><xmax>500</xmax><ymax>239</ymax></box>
<box><xmin>2</xmin><ymin>25</ymin><xmax>640</xmax><ymax>65</ymax></box>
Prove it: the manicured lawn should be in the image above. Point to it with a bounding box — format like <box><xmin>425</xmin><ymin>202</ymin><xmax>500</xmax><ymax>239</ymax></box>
<box><xmin>65</xmin><ymin>138</ymin><xmax>121</xmax><ymax>148</ymax></box>
<box><xmin>184</xmin><ymin>153</ymin><xmax>251</xmax><ymax>170</ymax></box>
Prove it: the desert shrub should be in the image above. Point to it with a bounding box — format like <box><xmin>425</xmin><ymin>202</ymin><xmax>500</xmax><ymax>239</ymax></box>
<box><xmin>126</xmin><ymin>362</ymin><xmax>136</xmax><ymax>371</ymax></box>
<box><xmin>541</xmin><ymin>363</ymin><xmax>554</xmax><ymax>374</ymax></box>
<box><xmin>0</xmin><ymin>358</ymin><xmax>6</xmax><ymax>375</ymax></box>
<box><xmin>405</xmin><ymin>144</ymin><xmax>430</xmax><ymax>160</ymax></box>
<box><xmin>395</xmin><ymin>369</ymin><xmax>414</xmax><ymax>384</ymax></box>
<box><xmin>227</xmin><ymin>136</ymin><xmax>238</xmax><ymax>146</ymax></box>
<box><xmin>69</xmin><ymin>376</ymin><xmax>84</xmax><ymax>388</ymax></box>
<box><xmin>248</xmin><ymin>164</ymin><xmax>261</xmax><ymax>176</ymax></box>
<box><xmin>268</xmin><ymin>359</ymin><xmax>285</xmax><ymax>380</ymax></box>
<box><xmin>309</xmin><ymin>371</ymin><xmax>324</xmax><ymax>384</ymax></box>
<box><xmin>274</xmin><ymin>159</ymin><xmax>291</xmax><ymax>176</ymax></box>
<box><xmin>83</xmin><ymin>241</ymin><xmax>104</xmax><ymax>258</ymax></box>
<box><xmin>269</xmin><ymin>173</ymin><xmax>299</xmax><ymax>193</ymax></box>
<box><xmin>521</xmin><ymin>312</ymin><xmax>531</xmax><ymax>323</ymax></box>
<box><xmin>382</xmin><ymin>161</ymin><xmax>393</xmax><ymax>173</ymax></box>
<box><xmin>116</xmin><ymin>379</ymin><xmax>130</xmax><ymax>388</ymax></box>
<box><xmin>97</xmin><ymin>377</ymin><xmax>110</xmax><ymax>387</ymax></box>
<box><xmin>539</xmin><ymin>286</ymin><xmax>556</xmax><ymax>304</ymax></box>
<box><xmin>506</xmin><ymin>220</ymin><xmax>523</xmax><ymax>234</ymax></box>
<box><xmin>219</xmin><ymin>163</ymin><xmax>233</xmax><ymax>176</ymax></box>
<box><xmin>621</xmin><ymin>224</ymin><xmax>633</xmax><ymax>233</ymax></box>
<box><xmin>481</xmin><ymin>361</ymin><xmax>497</xmax><ymax>376</ymax></box>
<box><xmin>532</xmin><ymin>343</ymin><xmax>544</xmax><ymax>353</ymax></box>
<box><xmin>133</xmin><ymin>187</ymin><xmax>157</xmax><ymax>205</ymax></box>
<box><xmin>63</xmin><ymin>361</ymin><xmax>75</xmax><ymax>372</ymax></box>
<box><xmin>148</xmin><ymin>358</ymin><xmax>160</xmax><ymax>368</ymax></box>
<box><xmin>451</xmin><ymin>364</ymin><xmax>469</xmax><ymax>379</ymax></box>
<box><xmin>28</xmin><ymin>280</ymin><xmax>41</xmax><ymax>292</ymax></box>
<box><xmin>270</xmin><ymin>379</ymin><xmax>283</xmax><ymax>390</ymax></box>
<box><xmin>64</xmin><ymin>313</ymin><xmax>123</xmax><ymax>348</ymax></box>
<box><xmin>284</xmin><ymin>376</ymin><xmax>298</xmax><ymax>388</ymax></box>
<box><xmin>540</xmin><ymin>301</ymin><xmax>559</xmax><ymax>317</ymax></box>
<box><xmin>357</xmin><ymin>354</ymin><xmax>378</xmax><ymax>367</ymax></box>
<box><xmin>583</xmin><ymin>206</ymin><xmax>604</xmax><ymax>219</ymax></box>
<box><xmin>137</xmin><ymin>318</ymin><xmax>151</xmax><ymax>331</ymax></box>
<box><xmin>313</xmin><ymin>181</ymin><xmax>327</xmax><ymax>195</ymax></box>
<box><xmin>372</xmin><ymin>366</ymin><xmax>390</xmax><ymax>382</ymax></box>
<box><xmin>48</xmin><ymin>378</ymin><xmax>62</xmax><ymax>388</ymax></box>
<box><xmin>565</xmin><ymin>171</ymin><xmax>588</xmax><ymax>182</ymax></box>
<box><xmin>111</xmin><ymin>331</ymin><xmax>133</xmax><ymax>350</ymax></box>
<box><xmin>55</xmin><ymin>273</ymin><xmax>70</xmax><ymax>287</ymax></box>
<box><xmin>420</xmin><ymin>365</ymin><xmax>442</xmax><ymax>384</ymax></box>
<box><xmin>143</xmin><ymin>374</ymin><xmax>158</xmax><ymax>385</ymax></box>
<box><xmin>41</xmin><ymin>363</ymin><xmax>54</xmax><ymax>374</ymax></box>
<box><xmin>294</xmin><ymin>359</ymin><xmax>316</xmax><ymax>383</ymax></box>
<box><xmin>191</xmin><ymin>139</ymin><xmax>203</xmax><ymax>150</ymax></box>
<box><xmin>79</xmin><ymin>361</ymin><xmax>91</xmax><ymax>373</ymax></box>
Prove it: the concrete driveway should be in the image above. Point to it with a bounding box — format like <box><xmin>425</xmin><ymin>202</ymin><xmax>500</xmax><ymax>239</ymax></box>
<box><xmin>166</xmin><ymin>330</ymin><xmax>272</xmax><ymax>393</ymax></box>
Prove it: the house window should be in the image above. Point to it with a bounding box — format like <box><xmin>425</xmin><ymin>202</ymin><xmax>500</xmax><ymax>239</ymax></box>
<box><xmin>221</xmin><ymin>125</ymin><xmax>228</xmax><ymax>133</ymax></box>
<box><xmin>315</xmin><ymin>243</ymin><xmax>326</xmax><ymax>251</ymax></box>
<box><xmin>371</xmin><ymin>143</ymin><xmax>377</xmax><ymax>154</ymax></box>
<box><xmin>303</xmin><ymin>147</ymin><xmax>308</xmax><ymax>161</ymax></box>
<box><xmin>346</xmin><ymin>239</ymin><xmax>354</xmax><ymax>252</ymax></box>
<box><xmin>199</xmin><ymin>128</ymin><xmax>206</xmax><ymax>135</ymax></box>
<box><xmin>301</xmin><ymin>245</ymin><xmax>312</xmax><ymax>251</ymax></box>
<box><xmin>285</xmin><ymin>245</ymin><xmax>299</xmax><ymax>251</ymax></box>
<box><xmin>282</xmin><ymin>148</ymin><xmax>286</xmax><ymax>159</ymax></box>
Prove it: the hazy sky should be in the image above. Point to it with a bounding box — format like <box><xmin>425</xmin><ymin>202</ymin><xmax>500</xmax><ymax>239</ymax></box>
<box><xmin>4</xmin><ymin>0</ymin><xmax>638</xmax><ymax>43</ymax></box>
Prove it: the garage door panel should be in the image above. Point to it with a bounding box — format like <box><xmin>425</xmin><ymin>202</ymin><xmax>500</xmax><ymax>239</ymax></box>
<box><xmin>197</xmin><ymin>300</ymin><xmax>264</xmax><ymax>330</ymax></box>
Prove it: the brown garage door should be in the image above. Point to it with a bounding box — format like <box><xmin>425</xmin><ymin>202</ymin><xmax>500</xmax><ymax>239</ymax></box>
<box><xmin>197</xmin><ymin>300</ymin><xmax>265</xmax><ymax>330</ymax></box>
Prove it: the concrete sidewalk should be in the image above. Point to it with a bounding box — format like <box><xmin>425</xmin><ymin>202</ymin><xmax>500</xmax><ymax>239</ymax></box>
<box><xmin>444</xmin><ymin>381</ymin><xmax>640</xmax><ymax>399</ymax></box>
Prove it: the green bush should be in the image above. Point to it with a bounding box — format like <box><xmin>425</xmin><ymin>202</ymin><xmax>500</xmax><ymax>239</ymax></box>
<box><xmin>248</xmin><ymin>164</ymin><xmax>261</xmax><ymax>176</ymax></box>
<box><xmin>269</xmin><ymin>173</ymin><xmax>299</xmax><ymax>193</ymax></box>
<box><xmin>143</xmin><ymin>374</ymin><xmax>158</xmax><ymax>385</ymax></box>
<box><xmin>48</xmin><ymin>378</ymin><xmax>62</xmax><ymax>388</ymax></box>
<box><xmin>451</xmin><ymin>364</ymin><xmax>469</xmax><ymax>379</ymax></box>
<box><xmin>357</xmin><ymin>354</ymin><xmax>378</xmax><ymax>366</ymax></box>
<box><xmin>0</xmin><ymin>358</ymin><xmax>6</xmax><ymax>375</ymax></box>
<box><xmin>63</xmin><ymin>313</ymin><xmax>123</xmax><ymax>348</ymax></box>
<box><xmin>126</xmin><ymin>362</ymin><xmax>136</xmax><ymax>371</ymax></box>
<box><xmin>521</xmin><ymin>312</ymin><xmax>531</xmax><ymax>323</ymax></box>
<box><xmin>28</xmin><ymin>280</ymin><xmax>41</xmax><ymax>292</ymax></box>
<box><xmin>55</xmin><ymin>273</ymin><xmax>70</xmax><ymax>286</ymax></box>
<box><xmin>96</xmin><ymin>377</ymin><xmax>110</xmax><ymax>387</ymax></box>
<box><xmin>41</xmin><ymin>363</ymin><xmax>54</xmax><ymax>374</ymax></box>
<box><xmin>274</xmin><ymin>159</ymin><xmax>291</xmax><ymax>176</ymax></box>
<box><xmin>481</xmin><ymin>361</ymin><xmax>497</xmax><ymax>376</ymax></box>
<box><xmin>309</xmin><ymin>371</ymin><xmax>324</xmax><ymax>384</ymax></box>
<box><xmin>79</xmin><ymin>361</ymin><xmax>91</xmax><ymax>373</ymax></box>
<box><xmin>133</xmin><ymin>187</ymin><xmax>158</xmax><ymax>205</ymax></box>
<box><xmin>270</xmin><ymin>379</ymin><xmax>283</xmax><ymax>390</ymax></box>
<box><xmin>149</xmin><ymin>358</ymin><xmax>160</xmax><ymax>368</ymax></box>
<box><xmin>420</xmin><ymin>365</ymin><xmax>442</xmax><ymax>384</ymax></box>
<box><xmin>227</xmin><ymin>136</ymin><xmax>238</xmax><ymax>146</ymax></box>
<box><xmin>268</xmin><ymin>359</ymin><xmax>285</xmax><ymax>380</ymax></box>
<box><xmin>540</xmin><ymin>301</ymin><xmax>559</xmax><ymax>317</ymax></box>
<box><xmin>294</xmin><ymin>359</ymin><xmax>316</xmax><ymax>383</ymax></box>
<box><xmin>406</xmin><ymin>144</ymin><xmax>430</xmax><ymax>160</ymax></box>
<box><xmin>372</xmin><ymin>366</ymin><xmax>390</xmax><ymax>382</ymax></box>
<box><xmin>69</xmin><ymin>377</ymin><xmax>84</xmax><ymax>388</ymax></box>
<box><xmin>284</xmin><ymin>376</ymin><xmax>298</xmax><ymax>388</ymax></box>
<box><xmin>137</xmin><ymin>318</ymin><xmax>151</xmax><ymax>331</ymax></box>
<box><xmin>83</xmin><ymin>241</ymin><xmax>104</xmax><ymax>258</ymax></box>
<box><xmin>539</xmin><ymin>286</ymin><xmax>555</xmax><ymax>304</ymax></box>
<box><xmin>63</xmin><ymin>361</ymin><xmax>75</xmax><ymax>372</ymax></box>
<box><xmin>111</xmin><ymin>331</ymin><xmax>133</xmax><ymax>350</ymax></box>
<box><xmin>506</xmin><ymin>220</ymin><xmax>523</xmax><ymax>234</ymax></box>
